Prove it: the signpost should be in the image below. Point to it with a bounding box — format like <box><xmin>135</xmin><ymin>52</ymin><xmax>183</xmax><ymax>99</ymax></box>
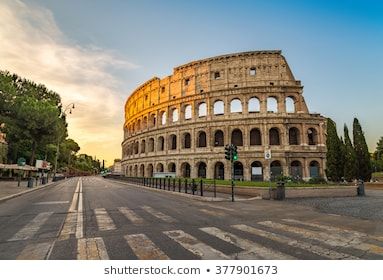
<box><xmin>265</xmin><ymin>149</ymin><xmax>272</xmax><ymax>199</ymax></box>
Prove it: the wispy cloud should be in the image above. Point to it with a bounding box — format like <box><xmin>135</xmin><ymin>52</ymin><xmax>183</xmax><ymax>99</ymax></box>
<box><xmin>0</xmin><ymin>0</ymin><xmax>137</xmax><ymax>165</ymax></box>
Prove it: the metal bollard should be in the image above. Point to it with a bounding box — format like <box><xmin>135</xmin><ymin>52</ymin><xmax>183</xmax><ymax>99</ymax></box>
<box><xmin>173</xmin><ymin>178</ymin><xmax>176</xmax><ymax>191</ymax></box>
<box><xmin>184</xmin><ymin>179</ymin><xmax>188</xmax><ymax>193</ymax></box>
<box><xmin>357</xmin><ymin>179</ymin><xmax>365</xmax><ymax>196</ymax></box>
<box><xmin>192</xmin><ymin>179</ymin><xmax>195</xmax><ymax>195</ymax></box>
<box><xmin>178</xmin><ymin>178</ymin><xmax>181</xmax><ymax>192</ymax></box>
<box><xmin>200</xmin><ymin>179</ymin><xmax>203</xmax><ymax>196</ymax></box>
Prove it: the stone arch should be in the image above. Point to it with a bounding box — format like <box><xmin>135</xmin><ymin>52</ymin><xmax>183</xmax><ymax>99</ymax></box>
<box><xmin>139</xmin><ymin>164</ymin><xmax>145</xmax><ymax>177</ymax></box>
<box><xmin>148</xmin><ymin>138</ymin><xmax>154</xmax><ymax>152</ymax></box>
<box><xmin>168</xmin><ymin>162</ymin><xmax>176</xmax><ymax>173</ymax></box>
<box><xmin>251</xmin><ymin>161</ymin><xmax>263</xmax><ymax>181</ymax></box>
<box><xmin>129</xmin><ymin>166</ymin><xmax>132</xmax><ymax>176</ymax></box>
<box><xmin>147</xmin><ymin>164</ymin><xmax>154</xmax><ymax>177</ymax></box>
<box><xmin>230</xmin><ymin>98</ymin><xmax>242</xmax><ymax>113</ymax></box>
<box><xmin>140</xmin><ymin>139</ymin><xmax>146</xmax><ymax>153</ymax></box>
<box><xmin>137</xmin><ymin>119</ymin><xmax>141</xmax><ymax>131</ymax></box>
<box><xmin>197</xmin><ymin>131</ymin><xmax>207</xmax><ymax>147</ymax></box>
<box><xmin>214</xmin><ymin>130</ymin><xmax>224</xmax><ymax>146</ymax></box>
<box><xmin>134</xmin><ymin>142</ymin><xmax>139</xmax><ymax>154</ymax></box>
<box><xmin>169</xmin><ymin>134</ymin><xmax>177</xmax><ymax>150</ymax></box>
<box><xmin>270</xmin><ymin>160</ymin><xmax>283</xmax><ymax>180</ymax></box>
<box><xmin>289</xmin><ymin>127</ymin><xmax>300</xmax><ymax>145</ymax></box>
<box><xmin>172</xmin><ymin>108</ymin><xmax>179</xmax><ymax>123</ymax></box>
<box><xmin>248</xmin><ymin>97</ymin><xmax>260</xmax><ymax>112</ymax></box>
<box><xmin>213</xmin><ymin>100</ymin><xmax>224</xmax><ymax>115</ymax></box>
<box><xmin>231</xmin><ymin>129</ymin><xmax>243</xmax><ymax>146</ymax></box>
<box><xmin>269</xmin><ymin>127</ymin><xmax>280</xmax><ymax>145</ymax></box>
<box><xmin>290</xmin><ymin>160</ymin><xmax>302</xmax><ymax>179</ymax></box>
<box><xmin>156</xmin><ymin>163</ymin><xmax>164</xmax><ymax>172</ymax></box>
<box><xmin>149</xmin><ymin>113</ymin><xmax>156</xmax><ymax>128</ymax></box>
<box><xmin>286</xmin><ymin>96</ymin><xmax>295</xmax><ymax>113</ymax></box>
<box><xmin>142</xmin><ymin>116</ymin><xmax>148</xmax><ymax>130</ymax></box>
<box><xmin>158</xmin><ymin>136</ymin><xmax>164</xmax><ymax>151</ymax></box>
<box><xmin>134</xmin><ymin>165</ymin><xmax>138</xmax><ymax>177</ymax></box>
<box><xmin>197</xmin><ymin>162</ymin><xmax>207</xmax><ymax>178</ymax></box>
<box><xmin>183</xmin><ymin>132</ymin><xmax>191</xmax><ymax>149</ymax></box>
<box><xmin>308</xmin><ymin>128</ymin><xmax>318</xmax><ymax>145</ymax></box>
<box><xmin>184</xmin><ymin>104</ymin><xmax>192</xmax><ymax>120</ymax></box>
<box><xmin>309</xmin><ymin>160</ymin><xmax>320</xmax><ymax>178</ymax></box>
<box><xmin>160</xmin><ymin>111</ymin><xmax>167</xmax><ymax>125</ymax></box>
<box><xmin>198</xmin><ymin>102</ymin><xmax>207</xmax><ymax>117</ymax></box>
<box><xmin>234</xmin><ymin>161</ymin><xmax>244</xmax><ymax>180</ymax></box>
<box><xmin>267</xmin><ymin>97</ymin><xmax>278</xmax><ymax>113</ymax></box>
<box><xmin>214</xmin><ymin>161</ymin><xmax>225</xmax><ymax>179</ymax></box>
<box><xmin>250</xmin><ymin>128</ymin><xmax>262</xmax><ymax>145</ymax></box>
<box><xmin>181</xmin><ymin>162</ymin><xmax>191</xmax><ymax>178</ymax></box>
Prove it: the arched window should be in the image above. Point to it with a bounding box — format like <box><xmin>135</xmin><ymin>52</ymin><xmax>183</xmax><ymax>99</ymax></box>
<box><xmin>308</xmin><ymin>128</ymin><xmax>318</xmax><ymax>145</ymax></box>
<box><xmin>134</xmin><ymin>165</ymin><xmax>138</xmax><ymax>177</ymax></box>
<box><xmin>248</xmin><ymin>97</ymin><xmax>260</xmax><ymax>112</ymax></box>
<box><xmin>172</xmin><ymin>108</ymin><xmax>179</xmax><ymax>122</ymax></box>
<box><xmin>267</xmin><ymin>97</ymin><xmax>278</xmax><ymax>113</ymax></box>
<box><xmin>234</xmin><ymin>162</ymin><xmax>244</xmax><ymax>180</ymax></box>
<box><xmin>142</xmin><ymin>117</ymin><xmax>147</xmax><ymax>129</ymax></box>
<box><xmin>181</xmin><ymin>162</ymin><xmax>191</xmax><ymax>178</ymax></box>
<box><xmin>214</xmin><ymin>130</ymin><xmax>224</xmax><ymax>146</ymax></box>
<box><xmin>197</xmin><ymin>131</ymin><xmax>207</xmax><ymax>147</ymax></box>
<box><xmin>290</xmin><ymin>160</ymin><xmax>302</xmax><ymax>179</ymax></box>
<box><xmin>213</xmin><ymin>100</ymin><xmax>224</xmax><ymax>115</ymax></box>
<box><xmin>169</xmin><ymin>134</ymin><xmax>177</xmax><ymax>150</ymax></box>
<box><xmin>197</xmin><ymin>162</ymin><xmax>207</xmax><ymax>178</ymax></box>
<box><xmin>230</xmin><ymin>99</ymin><xmax>242</xmax><ymax>113</ymax></box>
<box><xmin>270</xmin><ymin>161</ymin><xmax>283</xmax><ymax>180</ymax></box>
<box><xmin>158</xmin><ymin>136</ymin><xmax>164</xmax><ymax>151</ymax></box>
<box><xmin>139</xmin><ymin>164</ymin><xmax>145</xmax><ymax>177</ymax></box>
<box><xmin>168</xmin><ymin>162</ymin><xmax>176</xmax><ymax>173</ymax></box>
<box><xmin>147</xmin><ymin>164</ymin><xmax>153</xmax><ymax>177</ymax></box>
<box><xmin>231</xmin><ymin>129</ymin><xmax>243</xmax><ymax>146</ymax></box>
<box><xmin>214</xmin><ymin>162</ymin><xmax>225</xmax><ymax>179</ymax></box>
<box><xmin>309</xmin><ymin>161</ymin><xmax>320</xmax><ymax>177</ymax></box>
<box><xmin>198</xmin><ymin>102</ymin><xmax>207</xmax><ymax>117</ymax></box>
<box><xmin>137</xmin><ymin>119</ymin><xmax>141</xmax><ymax>131</ymax></box>
<box><xmin>289</xmin><ymin>127</ymin><xmax>300</xmax><ymax>145</ymax></box>
<box><xmin>183</xmin><ymin>133</ymin><xmax>191</xmax><ymax>149</ymax></box>
<box><xmin>184</xmin><ymin>105</ymin><xmax>192</xmax><ymax>120</ymax></box>
<box><xmin>251</xmin><ymin>161</ymin><xmax>263</xmax><ymax>181</ymax></box>
<box><xmin>250</xmin><ymin>128</ymin><xmax>262</xmax><ymax>145</ymax></box>
<box><xmin>140</xmin><ymin>140</ymin><xmax>146</xmax><ymax>153</ymax></box>
<box><xmin>148</xmin><ymin>138</ymin><xmax>154</xmax><ymax>152</ymax></box>
<box><xmin>156</xmin><ymin>163</ymin><xmax>164</xmax><ymax>172</ymax></box>
<box><xmin>161</xmin><ymin>111</ymin><xmax>167</xmax><ymax>125</ymax></box>
<box><xmin>269</xmin><ymin>128</ymin><xmax>280</xmax><ymax>145</ymax></box>
<box><xmin>286</xmin><ymin>97</ymin><xmax>295</xmax><ymax>113</ymax></box>
<box><xmin>149</xmin><ymin>114</ymin><xmax>156</xmax><ymax>128</ymax></box>
<box><xmin>134</xmin><ymin>142</ymin><xmax>139</xmax><ymax>154</ymax></box>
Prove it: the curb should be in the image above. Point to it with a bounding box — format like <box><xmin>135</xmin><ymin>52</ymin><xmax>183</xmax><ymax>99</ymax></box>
<box><xmin>0</xmin><ymin>180</ymin><xmax>65</xmax><ymax>203</ymax></box>
<box><xmin>105</xmin><ymin>178</ymin><xmax>260</xmax><ymax>202</ymax></box>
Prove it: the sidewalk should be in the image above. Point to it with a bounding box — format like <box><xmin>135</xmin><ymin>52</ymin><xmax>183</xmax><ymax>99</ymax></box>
<box><xmin>0</xmin><ymin>178</ymin><xmax>54</xmax><ymax>201</ymax></box>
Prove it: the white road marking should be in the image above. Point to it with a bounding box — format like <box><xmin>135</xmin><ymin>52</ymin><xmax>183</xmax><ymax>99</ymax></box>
<box><xmin>69</xmin><ymin>180</ymin><xmax>80</xmax><ymax>213</ymax></box>
<box><xmin>77</xmin><ymin>237</ymin><xmax>109</xmax><ymax>260</ymax></box>
<box><xmin>199</xmin><ymin>209</ymin><xmax>227</xmax><ymax>217</ymax></box>
<box><xmin>8</xmin><ymin>212</ymin><xmax>53</xmax><ymax>241</ymax></box>
<box><xmin>34</xmin><ymin>201</ymin><xmax>69</xmax><ymax>205</ymax></box>
<box><xmin>232</xmin><ymin>224</ymin><xmax>358</xmax><ymax>260</ymax></box>
<box><xmin>75</xmin><ymin>178</ymin><xmax>84</xmax><ymax>239</ymax></box>
<box><xmin>142</xmin><ymin>206</ymin><xmax>177</xmax><ymax>223</ymax></box>
<box><xmin>16</xmin><ymin>242</ymin><xmax>53</xmax><ymax>260</ymax></box>
<box><xmin>259</xmin><ymin>221</ymin><xmax>383</xmax><ymax>255</ymax></box>
<box><xmin>206</xmin><ymin>204</ymin><xmax>235</xmax><ymax>212</ymax></box>
<box><xmin>125</xmin><ymin>233</ymin><xmax>169</xmax><ymax>260</ymax></box>
<box><xmin>118</xmin><ymin>207</ymin><xmax>144</xmax><ymax>224</ymax></box>
<box><xmin>200</xmin><ymin>227</ymin><xmax>294</xmax><ymax>259</ymax></box>
<box><xmin>94</xmin><ymin>208</ymin><xmax>116</xmax><ymax>231</ymax></box>
<box><xmin>163</xmin><ymin>230</ymin><xmax>229</xmax><ymax>259</ymax></box>
<box><xmin>59</xmin><ymin>213</ymin><xmax>77</xmax><ymax>240</ymax></box>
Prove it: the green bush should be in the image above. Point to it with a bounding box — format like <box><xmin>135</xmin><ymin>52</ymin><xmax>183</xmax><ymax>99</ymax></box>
<box><xmin>308</xmin><ymin>177</ymin><xmax>327</xmax><ymax>184</ymax></box>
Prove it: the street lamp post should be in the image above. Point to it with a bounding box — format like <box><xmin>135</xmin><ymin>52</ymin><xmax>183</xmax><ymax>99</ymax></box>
<box><xmin>53</xmin><ymin>103</ymin><xmax>75</xmax><ymax>179</ymax></box>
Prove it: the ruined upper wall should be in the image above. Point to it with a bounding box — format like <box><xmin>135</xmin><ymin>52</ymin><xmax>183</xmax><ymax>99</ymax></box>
<box><xmin>125</xmin><ymin>50</ymin><xmax>302</xmax><ymax>120</ymax></box>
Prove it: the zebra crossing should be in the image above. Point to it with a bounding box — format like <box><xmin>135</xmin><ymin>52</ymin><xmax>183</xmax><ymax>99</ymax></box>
<box><xmin>4</xmin><ymin>205</ymin><xmax>383</xmax><ymax>260</ymax></box>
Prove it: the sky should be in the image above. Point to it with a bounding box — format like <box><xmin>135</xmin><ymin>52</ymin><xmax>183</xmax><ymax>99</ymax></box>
<box><xmin>0</xmin><ymin>0</ymin><xmax>382</xmax><ymax>165</ymax></box>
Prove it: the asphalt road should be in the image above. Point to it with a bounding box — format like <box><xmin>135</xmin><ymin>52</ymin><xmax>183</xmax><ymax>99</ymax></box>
<box><xmin>0</xmin><ymin>176</ymin><xmax>382</xmax><ymax>260</ymax></box>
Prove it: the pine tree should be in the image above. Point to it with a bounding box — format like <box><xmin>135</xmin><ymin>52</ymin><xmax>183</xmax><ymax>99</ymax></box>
<box><xmin>325</xmin><ymin>118</ymin><xmax>343</xmax><ymax>181</ymax></box>
<box><xmin>353</xmin><ymin>118</ymin><xmax>372</xmax><ymax>181</ymax></box>
<box><xmin>343</xmin><ymin>125</ymin><xmax>357</xmax><ymax>181</ymax></box>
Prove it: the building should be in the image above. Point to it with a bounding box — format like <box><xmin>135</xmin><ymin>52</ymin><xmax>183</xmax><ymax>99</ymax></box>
<box><xmin>112</xmin><ymin>159</ymin><xmax>122</xmax><ymax>175</ymax></box>
<box><xmin>121</xmin><ymin>51</ymin><xmax>326</xmax><ymax>181</ymax></box>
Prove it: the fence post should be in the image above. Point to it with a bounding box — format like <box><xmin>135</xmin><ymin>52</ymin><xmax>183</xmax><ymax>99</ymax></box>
<box><xmin>200</xmin><ymin>179</ymin><xmax>203</xmax><ymax>196</ymax></box>
<box><xmin>184</xmin><ymin>179</ymin><xmax>187</xmax><ymax>193</ymax></box>
<box><xmin>178</xmin><ymin>178</ymin><xmax>181</xmax><ymax>192</ymax></box>
<box><xmin>192</xmin><ymin>179</ymin><xmax>195</xmax><ymax>195</ymax></box>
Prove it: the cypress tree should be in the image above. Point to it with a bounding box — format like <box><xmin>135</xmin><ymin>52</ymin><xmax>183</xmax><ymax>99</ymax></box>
<box><xmin>325</xmin><ymin>118</ymin><xmax>343</xmax><ymax>181</ymax></box>
<box><xmin>343</xmin><ymin>125</ymin><xmax>357</xmax><ymax>181</ymax></box>
<box><xmin>353</xmin><ymin>118</ymin><xmax>372</xmax><ymax>181</ymax></box>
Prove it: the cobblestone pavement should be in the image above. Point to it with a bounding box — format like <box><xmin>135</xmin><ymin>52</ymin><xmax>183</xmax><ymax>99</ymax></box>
<box><xmin>286</xmin><ymin>189</ymin><xmax>383</xmax><ymax>221</ymax></box>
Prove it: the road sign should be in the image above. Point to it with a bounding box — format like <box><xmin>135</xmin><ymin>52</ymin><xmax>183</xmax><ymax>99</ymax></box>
<box><xmin>264</xmin><ymin>150</ymin><xmax>272</xmax><ymax>160</ymax></box>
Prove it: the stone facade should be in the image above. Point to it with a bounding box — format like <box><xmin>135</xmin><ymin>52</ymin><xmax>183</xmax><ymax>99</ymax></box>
<box><xmin>121</xmin><ymin>50</ymin><xmax>326</xmax><ymax>181</ymax></box>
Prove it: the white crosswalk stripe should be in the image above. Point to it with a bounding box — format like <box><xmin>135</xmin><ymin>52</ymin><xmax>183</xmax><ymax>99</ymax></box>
<box><xmin>77</xmin><ymin>237</ymin><xmax>109</xmax><ymax>260</ymax></box>
<box><xmin>200</xmin><ymin>226</ymin><xmax>294</xmax><ymax>259</ymax></box>
<box><xmin>118</xmin><ymin>207</ymin><xmax>144</xmax><ymax>224</ymax></box>
<box><xmin>8</xmin><ymin>212</ymin><xmax>53</xmax><ymax>241</ymax></box>
<box><xmin>16</xmin><ymin>242</ymin><xmax>53</xmax><ymax>260</ymax></box>
<box><xmin>125</xmin><ymin>233</ymin><xmax>169</xmax><ymax>260</ymax></box>
<box><xmin>259</xmin><ymin>220</ymin><xmax>383</xmax><ymax>256</ymax></box>
<box><xmin>164</xmin><ymin>230</ymin><xmax>229</xmax><ymax>259</ymax></box>
<box><xmin>142</xmin><ymin>206</ymin><xmax>177</xmax><ymax>223</ymax></box>
<box><xmin>232</xmin><ymin>224</ymin><xmax>358</xmax><ymax>259</ymax></box>
<box><xmin>94</xmin><ymin>208</ymin><xmax>116</xmax><ymax>231</ymax></box>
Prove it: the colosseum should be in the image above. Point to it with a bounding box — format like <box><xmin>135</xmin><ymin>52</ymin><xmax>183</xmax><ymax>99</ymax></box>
<box><xmin>121</xmin><ymin>50</ymin><xmax>326</xmax><ymax>181</ymax></box>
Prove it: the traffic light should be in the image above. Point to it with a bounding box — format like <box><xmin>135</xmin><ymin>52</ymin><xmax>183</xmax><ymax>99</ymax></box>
<box><xmin>225</xmin><ymin>145</ymin><xmax>231</xmax><ymax>160</ymax></box>
<box><xmin>232</xmin><ymin>145</ymin><xmax>238</xmax><ymax>161</ymax></box>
